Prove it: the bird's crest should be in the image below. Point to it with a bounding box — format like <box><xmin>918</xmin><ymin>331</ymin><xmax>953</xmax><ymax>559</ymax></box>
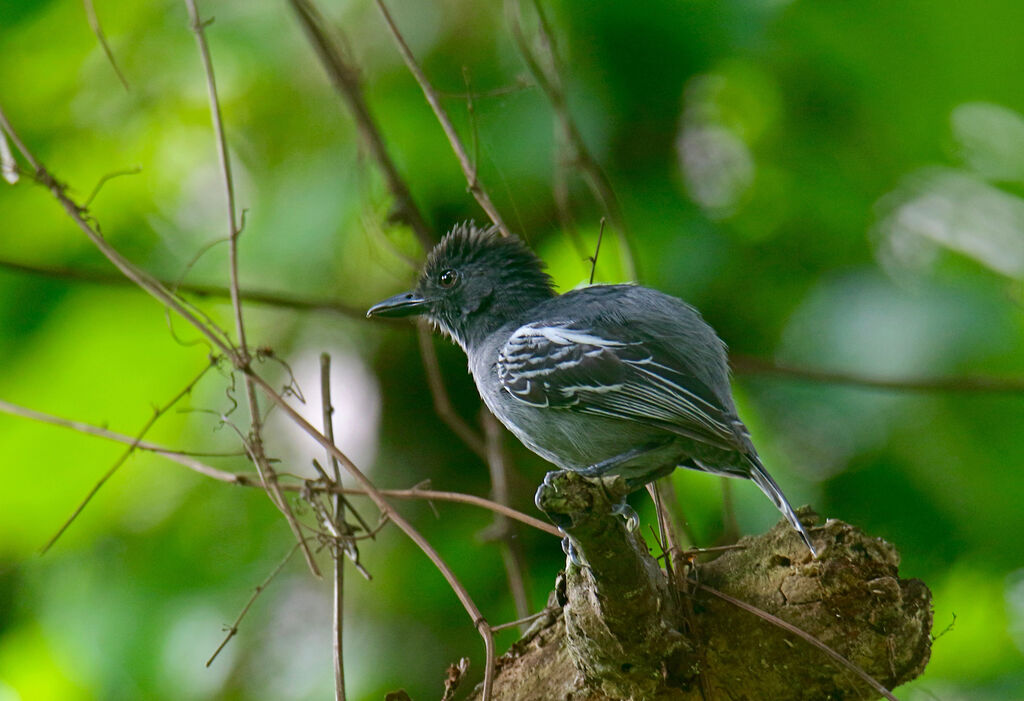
<box><xmin>423</xmin><ymin>222</ymin><xmax>552</xmax><ymax>290</ymax></box>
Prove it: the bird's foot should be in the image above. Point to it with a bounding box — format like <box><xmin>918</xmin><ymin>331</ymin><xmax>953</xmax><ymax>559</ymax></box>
<box><xmin>535</xmin><ymin>470</ymin><xmax>575</xmax><ymax>531</ymax></box>
<box><xmin>560</xmin><ymin>533</ymin><xmax>585</xmax><ymax>568</ymax></box>
<box><xmin>611</xmin><ymin>500</ymin><xmax>639</xmax><ymax>532</ymax></box>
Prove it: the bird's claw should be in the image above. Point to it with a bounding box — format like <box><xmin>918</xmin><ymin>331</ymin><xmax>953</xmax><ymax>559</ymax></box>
<box><xmin>612</xmin><ymin>500</ymin><xmax>639</xmax><ymax>532</ymax></box>
<box><xmin>561</xmin><ymin>534</ymin><xmax>584</xmax><ymax>568</ymax></box>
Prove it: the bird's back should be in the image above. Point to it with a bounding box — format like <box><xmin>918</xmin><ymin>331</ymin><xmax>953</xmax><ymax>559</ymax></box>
<box><xmin>528</xmin><ymin>284</ymin><xmax>735</xmax><ymax>411</ymax></box>
<box><xmin>469</xmin><ymin>283</ymin><xmax>746</xmax><ymax>471</ymax></box>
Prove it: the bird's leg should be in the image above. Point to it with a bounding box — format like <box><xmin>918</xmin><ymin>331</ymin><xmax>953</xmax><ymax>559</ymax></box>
<box><xmin>561</xmin><ymin>532</ymin><xmax>585</xmax><ymax>568</ymax></box>
<box><xmin>536</xmin><ymin>470</ymin><xmax>589</xmax><ymax>567</ymax></box>
<box><xmin>611</xmin><ymin>500</ymin><xmax>640</xmax><ymax>532</ymax></box>
<box><xmin>624</xmin><ymin>462</ymin><xmax>677</xmax><ymax>491</ymax></box>
<box><xmin>612</xmin><ymin>464</ymin><xmax>677</xmax><ymax>534</ymax></box>
<box><xmin>576</xmin><ymin>441</ymin><xmax>674</xmax><ymax>532</ymax></box>
<box><xmin>576</xmin><ymin>440</ymin><xmax>670</xmax><ymax>478</ymax></box>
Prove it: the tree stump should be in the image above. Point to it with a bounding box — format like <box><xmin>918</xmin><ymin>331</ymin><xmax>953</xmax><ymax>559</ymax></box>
<box><xmin>470</xmin><ymin>471</ymin><xmax>932</xmax><ymax>700</ymax></box>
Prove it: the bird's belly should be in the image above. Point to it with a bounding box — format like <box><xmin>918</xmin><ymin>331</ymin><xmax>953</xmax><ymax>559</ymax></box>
<box><xmin>481</xmin><ymin>386</ymin><xmax>683</xmax><ymax>473</ymax></box>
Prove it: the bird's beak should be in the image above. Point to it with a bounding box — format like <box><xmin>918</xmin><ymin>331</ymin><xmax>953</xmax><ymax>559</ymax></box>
<box><xmin>366</xmin><ymin>291</ymin><xmax>429</xmax><ymax>319</ymax></box>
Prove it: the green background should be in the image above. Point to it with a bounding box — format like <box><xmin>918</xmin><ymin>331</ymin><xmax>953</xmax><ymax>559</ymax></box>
<box><xmin>1</xmin><ymin>0</ymin><xmax>1023</xmax><ymax>698</ymax></box>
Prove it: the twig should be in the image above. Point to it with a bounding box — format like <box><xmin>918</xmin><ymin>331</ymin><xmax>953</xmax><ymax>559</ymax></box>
<box><xmin>482</xmin><ymin>412</ymin><xmax>532</xmax><ymax>625</ymax></box>
<box><xmin>40</xmin><ymin>359</ymin><xmax>215</xmax><ymax>554</ymax></box>
<box><xmin>0</xmin><ymin>258</ymin><xmax>370</xmax><ymax>320</ymax></box>
<box><xmin>730</xmin><ymin>353</ymin><xmax>1024</xmax><ymax>393</ymax></box>
<box><xmin>720</xmin><ymin>478</ymin><xmax>739</xmax><ymax>544</ymax></box>
<box><xmin>320</xmin><ymin>354</ymin><xmax>347</xmax><ymax>701</ymax></box>
<box><xmin>82</xmin><ymin>0</ymin><xmax>131</xmax><ymax>91</ymax></box>
<box><xmin>0</xmin><ymin>106</ymin><xmax>237</xmax><ymax>356</ymax></box>
<box><xmin>932</xmin><ymin>612</ymin><xmax>956</xmax><ymax>642</ymax></box>
<box><xmin>695</xmin><ymin>581</ymin><xmax>899</xmax><ymax>701</ymax></box>
<box><xmin>507</xmin><ymin>0</ymin><xmax>638</xmax><ymax>279</ymax></box>
<box><xmin>84</xmin><ymin>165</ymin><xmax>142</xmax><ymax>208</ymax></box>
<box><xmin>184</xmin><ymin>0</ymin><xmax>321</xmax><ymax>578</ymax></box>
<box><xmin>490</xmin><ymin>609</ymin><xmax>548</xmax><ymax>632</ymax></box>
<box><xmin>0</xmin><ymin>395</ymin><xmax>239</xmax><ymax>459</ymax></box>
<box><xmin>326</xmin><ymin>484</ymin><xmax>560</xmax><ymax>537</ymax></box>
<box><xmin>4</xmin><ymin>38</ymin><xmax>319</xmax><ymax>577</ymax></box>
<box><xmin>374</xmin><ymin>0</ymin><xmax>511</xmax><ymax>238</ymax></box>
<box><xmin>416</xmin><ymin>322</ymin><xmax>487</xmax><ymax>458</ymax></box>
<box><xmin>6</xmin><ymin>91</ymin><xmax>503</xmax><ymax>700</ymax></box>
<box><xmin>681</xmin><ymin>543</ymin><xmax>747</xmax><ymax>557</ymax></box>
<box><xmin>546</xmin><ymin>89</ymin><xmax>587</xmax><ymax>266</ymax></box>
<box><xmin>588</xmin><ymin>217</ymin><xmax>605</xmax><ymax>285</ymax></box>
<box><xmin>462</xmin><ymin>66</ymin><xmax>480</xmax><ymax>181</ymax></box>
<box><xmin>0</xmin><ymin>397</ymin><xmax>563</xmax><ymax>536</ymax></box>
<box><xmin>287</xmin><ymin>0</ymin><xmax>435</xmax><ymax>250</ymax></box>
<box><xmin>310</xmin><ymin>459</ymin><xmax>375</xmax><ymax>540</ymax></box>
<box><xmin>243</xmin><ymin>369</ymin><xmax>497</xmax><ymax>701</ymax></box>
<box><xmin>437</xmin><ymin>77</ymin><xmax>534</xmax><ymax>100</ymax></box>
<box><xmin>646</xmin><ymin>481</ymin><xmax>676</xmax><ymax>582</ymax></box>
<box><xmin>551</xmin><ymin>133</ymin><xmax>587</xmax><ymax>265</ymax></box>
<box><xmin>0</xmin><ymin>127</ymin><xmax>18</xmax><ymax>184</ymax></box>
<box><xmin>7</xmin><ymin>255</ymin><xmax>1024</xmax><ymax>395</ymax></box>
<box><xmin>656</xmin><ymin>474</ymin><xmax>696</xmax><ymax>548</ymax></box>
<box><xmin>207</xmin><ymin>543</ymin><xmax>301</xmax><ymax>667</ymax></box>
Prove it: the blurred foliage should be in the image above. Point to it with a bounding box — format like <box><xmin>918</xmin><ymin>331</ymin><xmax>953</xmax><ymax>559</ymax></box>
<box><xmin>1</xmin><ymin>0</ymin><xmax>1023</xmax><ymax>699</ymax></box>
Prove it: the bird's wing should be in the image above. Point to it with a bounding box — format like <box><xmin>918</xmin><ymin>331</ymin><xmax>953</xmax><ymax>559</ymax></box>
<box><xmin>496</xmin><ymin>321</ymin><xmax>740</xmax><ymax>451</ymax></box>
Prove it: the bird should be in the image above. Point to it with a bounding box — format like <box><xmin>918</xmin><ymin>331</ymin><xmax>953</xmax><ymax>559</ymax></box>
<box><xmin>367</xmin><ymin>222</ymin><xmax>817</xmax><ymax>556</ymax></box>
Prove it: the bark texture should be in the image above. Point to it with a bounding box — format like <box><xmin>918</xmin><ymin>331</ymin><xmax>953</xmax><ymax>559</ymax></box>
<box><xmin>470</xmin><ymin>471</ymin><xmax>932</xmax><ymax>700</ymax></box>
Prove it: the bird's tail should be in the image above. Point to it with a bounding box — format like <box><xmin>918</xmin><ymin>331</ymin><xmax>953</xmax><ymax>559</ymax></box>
<box><xmin>745</xmin><ymin>455</ymin><xmax>818</xmax><ymax>558</ymax></box>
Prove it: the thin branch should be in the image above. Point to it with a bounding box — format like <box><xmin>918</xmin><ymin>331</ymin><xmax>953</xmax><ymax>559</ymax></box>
<box><xmin>695</xmin><ymin>581</ymin><xmax>899</xmax><ymax>701</ymax></box>
<box><xmin>730</xmin><ymin>354</ymin><xmax>1024</xmax><ymax>393</ymax></box>
<box><xmin>287</xmin><ymin>0</ymin><xmax>435</xmax><ymax>250</ymax></box>
<box><xmin>184</xmin><ymin>0</ymin><xmax>321</xmax><ymax>578</ymax></box>
<box><xmin>0</xmin><ymin>106</ymin><xmax>237</xmax><ymax>357</ymax></box>
<box><xmin>437</xmin><ymin>77</ymin><xmax>534</xmax><ymax>100</ymax></box>
<box><xmin>0</xmin><ymin>397</ymin><xmax>238</xmax><ymax>465</ymax></box>
<box><xmin>588</xmin><ymin>217</ymin><xmax>605</xmax><ymax>285</ymax></box>
<box><xmin>243</xmin><ymin>369</ymin><xmax>496</xmax><ymax>701</ymax></box>
<box><xmin>182</xmin><ymin>0</ymin><xmax>246</xmax><ymax>360</ymax></box>
<box><xmin>416</xmin><ymin>322</ymin><xmax>487</xmax><ymax>459</ymax></box>
<box><xmin>82</xmin><ymin>0</ymin><xmax>131</xmax><ymax>91</ymax></box>
<box><xmin>551</xmin><ymin>125</ymin><xmax>587</xmax><ymax>265</ymax></box>
<box><xmin>2</xmin><ymin>73</ymin><xmax>321</xmax><ymax>578</ymax></box>
<box><xmin>482</xmin><ymin>412</ymin><xmax>531</xmax><ymax>624</ymax></box>
<box><xmin>320</xmin><ymin>354</ymin><xmax>347</xmax><ymax>701</ymax></box>
<box><xmin>657</xmin><ymin>473</ymin><xmax>696</xmax><ymax>547</ymax></box>
<box><xmin>646</xmin><ymin>481</ymin><xmax>678</xmax><ymax>582</ymax></box>
<box><xmin>462</xmin><ymin>66</ymin><xmax>480</xmax><ymax>182</ymax></box>
<box><xmin>84</xmin><ymin>165</ymin><xmax>142</xmax><ymax>208</ymax></box>
<box><xmin>490</xmin><ymin>609</ymin><xmax>549</xmax><ymax>632</ymax></box>
<box><xmin>39</xmin><ymin>359</ymin><xmax>216</xmax><ymax>554</ymax></box>
<box><xmin>309</xmin><ymin>460</ymin><xmax>375</xmax><ymax>542</ymax></box>
<box><xmin>374</xmin><ymin>0</ymin><xmax>511</xmax><ymax>238</ymax></box>
<box><xmin>0</xmin><ymin>396</ymin><xmax>562</xmax><ymax>537</ymax></box>
<box><xmin>6</xmin><ymin>256</ymin><xmax>1024</xmax><ymax>395</ymax></box>
<box><xmin>5</xmin><ymin>90</ymin><xmax>508</xmax><ymax>700</ymax></box>
<box><xmin>0</xmin><ymin>127</ymin><xmax>18</xmax><ymax>184</ymax></box>
<box><xmin>207</xmin><ymin>543</ymin><xmax>301</xmax><ymax>667</ymax></box>
<box><xmin>720</xmin><ymin>478</ymin><xmax>739</xmax><ymax>544</ymax></box>
<box><xmin>327</xmin><ymin>485</ymin><xmax>560</xmax><ymax>538</ymax></box>
<box><xmin>507</xmin><ymin>0</ymin><xmax>638</xmax><ymax>279</ymax></box>
<box><xmin>0</xmin><ymin>258</ymin><xmax>370</xmax><ymax>320</ymax></box>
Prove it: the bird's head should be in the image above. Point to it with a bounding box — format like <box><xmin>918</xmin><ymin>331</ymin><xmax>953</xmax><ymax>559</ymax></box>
<box><xmin>367</xmin><ymin>222</ymin><xmax>555</xmax><ymax>350</ymax></box>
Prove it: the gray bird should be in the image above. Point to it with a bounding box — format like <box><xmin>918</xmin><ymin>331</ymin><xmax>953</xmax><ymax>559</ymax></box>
<box><xmin>367</xmin><ymin>223</ymin><xmax>816</xmax><ymax>556</ymax></box>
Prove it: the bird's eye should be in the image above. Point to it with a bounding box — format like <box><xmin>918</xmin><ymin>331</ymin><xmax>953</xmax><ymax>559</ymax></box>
<box><xmin>438</xmin><ymin>269</ymin><xmax>459</xmax><ymax>288</ymax></box>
